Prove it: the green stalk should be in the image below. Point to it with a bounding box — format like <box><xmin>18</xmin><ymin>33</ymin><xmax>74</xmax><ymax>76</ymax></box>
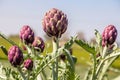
<box><xmin>98</xmin><ymin>56</ymin><xmax>118</xmax><ymax>80</ymax></box>
<box><xmin>52</xmin><ymin>63</ymin><xmax>56</xmax><ymax>80</ymax></box>
<box><xmin>52</xmin><ymin>37</ymin><xmax>59</xmax><ymax>80</ymax></box>
<box><xmin>17</xmin><ymin>67</ymin><xmax>26</xmax><ymax>80</ymax></box>
<box><xmin>96</xmin><ymin>46</ymin><xmax>108</xmax><ymax>77</ymax></box>
<box><xmin>96</xmin><ymin>61</ymin><xmax>104</xmax><ymax>77</ymax></box>
<box><xmin>34</xmin><ymin>48</ymin><xmax>62</xmax><ymax>79</ymax></box>
<box><xmin>91</xmin><ymin>54</ymin><xmax>96</xmax><ymax>80</ymax></box>
<box><xmin>84</xmin><ymin>68</ymin><xmax>91</xmax><ymax>80</ymax></box>
<box><xmin>41</xmin><ymin>70</ymin><xmax>47</xmax><ymax>80</ymax></box>
<box><xmin>96</xmin><ymin>48</ymin><xmax>120</xmax><ymax>79</ymax></box>
<box><xmin>27</xmin><ymin>71</ymin><xmax>30</xmax><ymax>80</ymax></box>
<box><xmin>102</xmin><ymin>46</ymin><xmax>107</xmax><ymax>58</ymax></box>
<box><xmin>96</xmin><ymin>52</ymin><xmax>119</xmax><ymax>79</ymax></box>
<box><xmin>98</xmin><ymin>60</ymin><xmax>108</xmax><ymax>80</ymax></box>
<box><xmin>0</xmin><ymin>32</ymin><xmax>17</xmax><ymax>45</ymax></box>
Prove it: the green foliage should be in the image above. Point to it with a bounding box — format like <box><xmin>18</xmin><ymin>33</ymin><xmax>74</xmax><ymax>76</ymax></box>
<box><xmin>75</xmin><ymin>39</ymin><xmax>96</xmax><ymax>54</ymax></box>
<box><xmin>0</xmin><ymin>65</ymin><xmax>22</xmax><ymax>80</ymax></box>
<box><xmin>95</xmin><ymin>29</ymin><xmax>102</xmax><ymax>47</ymax></box>
<box><xmin>0</xmin><ymin>46</ymin><xmax>8</xmax><ymax>56</ymax></box>
<box><xmin>0</xmin><ymin>32</ymin><xmax>17</xmax><ymax>46</ymax></box>
<box><xmin>64</xmin><ymin>36</ymin><xmax>77</xmax><ymax>49</ymax></box>
<box><xmin>1</xmin><ymin>32</ymin><xmax>120</xmax><ymax>80</ymax></box>
<box><xmin>63</xmin><ymin>49</ymin><xmax>75</xmax><ymax>72</ymax></box>
<box><xmin>0</xmin><ymin>34</ymin><xmax>20</xmax><ymax>59</ymax></box>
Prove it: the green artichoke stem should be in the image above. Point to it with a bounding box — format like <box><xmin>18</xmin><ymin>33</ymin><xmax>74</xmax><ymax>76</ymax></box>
<box><xmin>17</xmin><ymin>66</ymin><xmax>26</xmax><ymax>80</ymax></box>
<box><xmin>52</xmin><ymin>37</ymin><xmax>59</xmax><ymax>80</ymax></box>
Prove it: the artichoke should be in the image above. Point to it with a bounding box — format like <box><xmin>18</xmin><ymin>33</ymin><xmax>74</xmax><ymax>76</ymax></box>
<box><xmin>42</xmin><ymin>8</ymin><xmax>68</xmax><ymax>38</ymax></box>
<box><xmin>24</xmin><ymin>59</ymin><xmax>33</xmax><ymax>70</ymax></box>
<box><xmin>19</xmin><ymin>25</ymin><xmax>34</xmax><ymax>44</ymax></box>
<box><xmin>102</xmin><ymin>25</ymin><xmax>117</xmax><ymax>47</ymax></box>
<box><xmin>32</xmin><ymin>37</ymin><xmax>45</xmax><ymax>52</ymax></box>
<box><xmin>8</xmin><ymin>46</ymin><xmax>23</xmax><ymax>67</ymax></box>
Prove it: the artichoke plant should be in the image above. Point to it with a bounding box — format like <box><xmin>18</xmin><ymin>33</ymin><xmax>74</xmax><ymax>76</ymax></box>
<box><xmin>24</xmin><ymin>59</ymin><xmax>33</xmax><ymax>70</ymax></box>
<box><xmin>102</xmin><ymin>25</ymin><xmax>117</xmax><ymax>47</ymax></box>
<box><xmin>19</xmin><ymin>25</ymin><xmax>34</xmax><ymax>44</ymax></box>
<box><xmin>32</xmin><ymin>37</ymin><xmax>45</xmax><ymax>52</ymax></box>
<box><xmin>8</xmin><ymin>46</ymin><xmax>23</xmax><ymax>67</ymax></box>
<box><xmin>42</xmin><ymin>8</ymin><xmax>68</xmax><ymax>38</ymax></box>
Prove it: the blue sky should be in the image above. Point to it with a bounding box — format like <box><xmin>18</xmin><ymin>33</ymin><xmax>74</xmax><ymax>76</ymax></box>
<box><xmin>0</xmin><ymin>0</ymin><xmax>120</xmax><ymax>40</ymax></box>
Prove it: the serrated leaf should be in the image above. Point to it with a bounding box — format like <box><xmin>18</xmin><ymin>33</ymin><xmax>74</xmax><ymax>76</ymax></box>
<box><xmin>0</xmin><ymin>32</ymin><xmax>17</xmax><ymax>45</ymax></box>
<box><xmin>75</xmin><ymin>39</ymin><xmax>96</xmax><ymax>54</ymax></box>
<box><xmin>64</xmin><ymin>36</ymin><xmax>77</xmax><ymax>49</ymax></box>
<box><xmin>0</xmin><ymin>46</ymin><xmax>8</xmax><ymax>55</ymax></box>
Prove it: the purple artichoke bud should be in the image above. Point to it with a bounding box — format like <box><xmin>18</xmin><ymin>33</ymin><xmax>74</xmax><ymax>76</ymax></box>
<box><xmin>32</xmin><ymin>37</ymin><xmax>45</xmax><ymax>52</ymax></box>
<box><xmin>42</xmin><ymin>8</ymin><xmax>68</xmax><ymax>38</ymax></box>
<box><xmin>102</xmin><ymin>25</ymin><xmax>117</xmax><ymax>47</ymax></box>
<box><xmin>19</xmin><ymin>25</ymin><xmax>34</xmax><ymax>44</ymax></box>
<box><xmin>8</xmin><ymin>46</ymin><xmax>23</xmax><ymax>67</ymax></box>
<box><xmin>24</xmin><ymin>59</ymin><xmax>33</xmax><ymax>70</ymax></box>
